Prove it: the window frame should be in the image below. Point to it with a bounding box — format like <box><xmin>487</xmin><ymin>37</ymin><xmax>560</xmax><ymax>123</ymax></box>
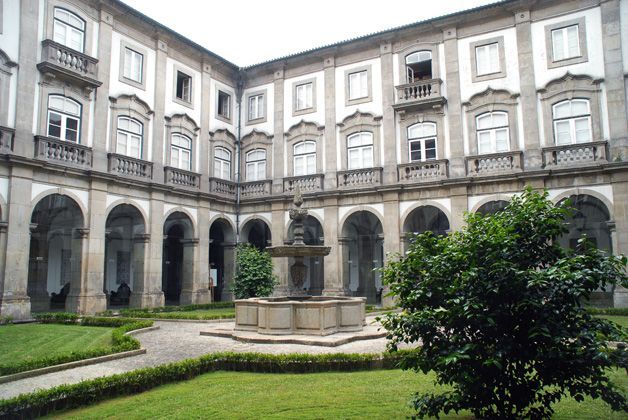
<box><xmin>118</xmin><ymin>40</ymin><xmax>147</xmax><ymax>90</ymax></box>
<box><xmin>245</xmin><ymin>149</ymin><xmax>267</xmax><ymax>181</ymax></box>
<box><xmin>293</xmin><ymin>140</ymin><xmax>317</xmax><ymax>176</ymax></box>
<box><xmin>470</xmin><ymin>36</ymin><xmax>506</xmax><ymax>82</ymax></box>
<box><xmin>292</xmin><ymin>77</ymin><xmax>317</xmax><ymax>116</ymax></box>
<box><xmin>344</xmin><ymin>64</ymin><xmax>372</xmax><ymax>106</ymax></box>
<box><xmin>116</xmin><ymin>116</ymin><xmax>143</xmax><ymax>159</ymax></box>
<box><xmin>216</xmin><ymin>89</ymin><xmax>232</xmax><ymax>123</ymax></box>
<box><xmin>172</xmin><ymin>65</ymin><xmax>194</xmax><ymax>108</ymax></box>
<box><xmin>544</xmin><ymin>17</ymin><xmax>588</xmax><ymax>69</ymax></box>
<box><xmin>475</xmin><ymin>111</ymin><xmax>510</xmax><ymax>154</ymax></box>
<box><xmin>407</xmin><ymin>122</ymin><xmax>438</xmax><ymax>162</ymax></box>
<box><xmin>213</xmin><ymin>146</ymin><xmax>232</xmax><ymax>180</ymax></box>
<box><xmin>52</xmin><ymin>7</ymin><xmax>85</xmax><ymax>53</ymax></box>
<box><xmin>245</xmin><ymin>89</ymin><xmax>267</xmax><ymax>125</ymax></box>
<box><xmin>347</xmin><ymin>132</ymin><xmax>374</xmax><ymax>170</ymax></box>
<box><xmin>46</xmin><ymin>94</ymin><xmax>82</xmax><ymax>143</ymax></box>
<box><xmin>552</xmin><ymin>99</ymin><xmax>592</xmax><ymax>145</ymax></box>
<box><xmin>170</xmin><ymin>133</ymin><xmax>192</xmax><ymax>171</ymax></box>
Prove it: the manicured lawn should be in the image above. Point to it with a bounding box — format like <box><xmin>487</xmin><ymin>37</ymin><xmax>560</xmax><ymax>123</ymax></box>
<box><xmin>49</xmin><ymin>368</ymin><xmax>627</xmax><ymax>419</ymax></box>
<box><xmin>599</xmin><ymin>315</ymin><xmax>628</xmax><ymax>330</ymax></box>
<box><xmin>0</xmin><ymin>323</ymin><xmax>114</xmax><ymax>366</ymax></box>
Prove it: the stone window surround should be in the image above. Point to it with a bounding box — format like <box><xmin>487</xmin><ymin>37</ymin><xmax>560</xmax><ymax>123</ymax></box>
<box><xmin>469</xmin><ymin>36</ymin><xmax>507</xmax><ymax>83</ymax></box>
<box><xmin>292</xmin><ymin>77</ymin><xmax>317</xmax><ymax>117</ymax></box>
<box><xmin>37</xmin><ymin>82</ymin><xmax>92</xmax><ymax>146</ymax></box>
<box><xmin>172</xmin><ymin>64</ymin><xmax>194</xmax><ymax>109</ymax></box>
<box><xmin>44</xmin><ymin>1</ymin><xmax>97</xmax><ymax>57</ymax></box>
<box><xmin>396</xmin><ymin>42</ymin><xmax>441</xmax><ymax>85</ymax></box>
<box><xmin>538</xmin><ymin>74</ymin><xmax>602</xmax><ymax>147</ymax></box>
<box><xmin>245</xmin><ymin>88</ymin><xmax>268</xmax><ymax>125</ymax></box>
<box><xmin>463</xmin><ymin>89</ymin><xmax>519</xmax><ymax>156</ymax></box>
<box><xmin>108</xmin><ymin>94</ymin><xmax>153</xmax><ymax>159</ymax></box>
<box><xmin>118</xmin><ymin>39</ymin><xmax>148</xmax><ymax>91</ymax></box>
<box><xmin>240</xmin><ymin>130</ymin><xmax>273</xmax><ymax>180</ymax></box>
<box><xmin>209</xmin><ymin>129</ymin><xmax>236</xmax><ymax>180</ymax></box>
<box><xmin>337</xmin><ymin>112</ymin><xmax>382</xmax><ymax>171</ymax></box>
<box><xmin>344</xmin><ymin>64</ymin><xmax>372</xmax><ymax>106</ymax></box>
<box><xmin>0</xmin><ymin>50</ymin><xmax>17</xmax><ymax>126</ymax></box>
<box><xmin>544</xmin><ymin>17</ymin><xmax>588</xmax><ymax>69</ymax></box>
<box><xmin>399</xmin><ymin>112</ymin><xmax>446</xmax><ymax>164</ymax></box>
<box><xmin>164</xmin><ymin>114</ymin><xmax>200</xmax><ymax>172</ymax></box>
<box><xmin>215</xmin><ymin>88</ymin><xmax>233</xmax><ymax>124</ymax></box>
<box><xmin>285</xmin><ymin>121</ymin><xmax>324</xmax><ymax>177</ymax></box>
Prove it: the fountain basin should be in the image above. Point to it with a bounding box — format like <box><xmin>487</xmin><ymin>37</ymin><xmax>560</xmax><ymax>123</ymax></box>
<box><xmin>235</xmin><ymin>296</ymin><xmax>366</xmax><ymax>336</ymax></box>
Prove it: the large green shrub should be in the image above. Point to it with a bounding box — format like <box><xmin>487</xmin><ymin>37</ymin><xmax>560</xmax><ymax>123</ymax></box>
<box><xmin>382</xmin><ymin>187</ymin><xmax>628</xmax><ymax>419</ymax></box>
<box><xmin>232</xmin><ymin>244</ymin><xmax>276</xmax><ymax>299</ymax></box>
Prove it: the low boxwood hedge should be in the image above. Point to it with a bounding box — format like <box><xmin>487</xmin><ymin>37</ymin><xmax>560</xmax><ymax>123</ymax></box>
<box><xmin>587</xmin><ymin>307</ymin><xmax>628</xmax><ymax>316</ymax></box>
<box><xmin>0</xmin><ymin>350</ymin><xmax>409</xmax><ymax>418</ymax></box>
<box><xmin>0</xmin><ymin>314</ymin><xmax>153</xmax><ymax>376</ymax></box>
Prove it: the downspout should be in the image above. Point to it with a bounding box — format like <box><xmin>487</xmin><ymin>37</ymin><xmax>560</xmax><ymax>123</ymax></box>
<box><xmin>235</xmin><ymin>70</ymin><xmax>244</xmax><ymax>243</ymax></box>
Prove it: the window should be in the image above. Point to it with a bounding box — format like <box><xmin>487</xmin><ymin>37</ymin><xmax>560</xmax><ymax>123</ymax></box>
<box><xmin>405</xmin><ymin>51</ymin><xmax>432</xmax><ymax>83</ymax></box>
<box><xmin>407</xmin><ymin>123</ymin><xmax>437</xmax><ymax>161</ymax></box>
<box><xmin>347</xmin><ymin>132</ymin><xmax>373</xmax><ymax>170</ymax></box>
<box><xmin>123</xmin><ymin>47</ymin><xmax>143</xmax><ymax>83</ymax></box>
<box><xmin>245</xmin><ymin>149</ymin><xmax>266</xmax><ymax>181</ymax></box>
<box><xmin>53</xmin><ymin>8</ymin><xmax>84</xmax><ymax>52</ymax></box>
<box><xmin>170</xmin><ymin>134</ymin><xmax>192</xmax><ymax>170</ymax></box>
<box><xmin>214</xmin><ymin>147</ymin><xmax>231</xmax><ymax>180</ymax></box>
<box><xmin>47</xmin><ymin>95</ymin><xmax>81</xmax><ymax>143</ymax></box>
<box><xmin>552</xmin><ymin>99</ymin><xmax>591</xmax><ymax>145</ymax></box>
<box><xmin>218</xmin><ymin>90</ymin><xmax>231</xmax><ymax>120</ymax></box>
<box><xmin>475</xmin><ymin>43</ymin><xmax>499</xmax><ymax>76</ymax></box>
<box><xmin>295</xmin><ymin>82</ymin><xmax>313</xmax><ymax>110</ymax></box>
<box><xmin>176</xmin><ymin>71</ymin><xmax>192</xmax><ymax>103</ymax></box>
<box><xmin>248</xmin><ymin>94</ymin><xmax>264</xmax><ymax>121</ymax></box>
<box><xmin>348</xmin><ymin>71</ymin><xmax>368</xmax><ymax>100</ymax></box>
<box><xmin>116</xmin><ymin>117</ymin><xmax>142</xmax><ymax>159</ymax></box>
<box><xmin>476</xmin><ymin>112</ymin><xmax>509</xmax><ymax>154</ymax></box>
<box><xmin>293</xmin><ymin>141</ymin><xmax>316</xmax><ymax>176</ymax></box>
<box><xmin>552</xmin><ymin>25</ymin><xmax>580</xmax><ymax>61</ymax></box>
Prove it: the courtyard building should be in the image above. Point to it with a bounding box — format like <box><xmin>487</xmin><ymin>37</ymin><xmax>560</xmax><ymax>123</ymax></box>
<box><xmin>1</xmin><ymin>0</ymin><xmax>628</xmax><ymax>320</ymax></box>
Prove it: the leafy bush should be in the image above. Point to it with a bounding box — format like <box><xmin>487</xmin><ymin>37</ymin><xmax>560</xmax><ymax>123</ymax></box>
<box><xmin>382</xmin><ymin>188</ymin><xmax>628</xmax><ymax>419</ymax></box>
<box><xmin>232</xmin><ymin>243</ymin><xmax>277</xmax><ymax>299</ymax></box>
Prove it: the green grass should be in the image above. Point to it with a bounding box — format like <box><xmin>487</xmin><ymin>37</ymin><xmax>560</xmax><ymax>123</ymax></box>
<box><xmin>118</xmin><ymin>307</ymin><xmax>236</xmax><ymax>320</ymax></box>
<box><xmin>598</xmin><ymin>315</ymin><xmax>628</xmax><ymax>330</ymax></box>
<box><xmin>49</xmin><ymin>369</ymin><xmax>627</xmax><ymax>419</ymax></box>
<box><xmin>0</xmin><ymin>323</ymin><xmax>113</xmax><ymax>366</ymax></box>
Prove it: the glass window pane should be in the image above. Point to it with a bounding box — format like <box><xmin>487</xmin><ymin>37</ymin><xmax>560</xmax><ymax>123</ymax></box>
<box><xmin>66</xmin><ymin>117</ymin><xmax>78</xmax><ymax>131</ymax></box>
<box><xmin>478</xmin><ymin>131</ymin><xmax>492</xmax><ymax>154</ymax></box>
<box><xmin>476</xmin><ymin>45</ymin><xmax>488</xmax><ymax>75</ymax></box>
<box><xmin>257</xmin><ymin>162</ymin><xmax>265</xmax><ymax>180</ymax></box>
<box><xmin>489</xmin><ymin>43</ymin><xmax>499</xmax><ymax>72</ymax></box>
<box><xmin>555</xmin><ymin>121</ymin><xmax>571</xmax><ymax>144</ymax></box>
<box><xmin>182</xmin><ymin>150</ymin><xmax>190</xmax><ymax>170</ymax></box>
<box><xmin>552</xmin><ymin>28</ymin><xmax>565</xmax><ymax>61</ymax></box>
<box><xmin>493</xmin><ymin>112</ymin><xmax>507</xmax><ymax>127</ymax></box>
<box><xmin>294</xmin><ymin>156</ymin><xmax>304</xmax><ymax>176</ymax></box>
<box><xmin>572</xmin><ymin>100</ymin><xmax>589</xmax><ymax>116</ymax></box>
<box><xmin>476</xmin><ymin>114</ymin><xmax>491</xmax><ymax>130</ymax></box>
<box><xmin>567</xmin><ymin>25</ymin><xmax>579</xmax><ymax>57</ymax></box>
<box><xmin>553</xmin><ymin>101</ymin><xmax>571</xmax><ymax>119</ymax></box>
<box><xmin>363</xmin><ymin>146</ymin><xmax>373</xmax><ymax>167</ymax></box>
<box><xmin>307</xmin><ymin>154</ymin><xmax>316</xmax><ymax>174</ymax></box>
<box><xmin>495</xmin><ymin>129</ymin><xmax>509</xmax><ymax>152</ymax></box>
<box><xmin>348</xmin><ymin>149</ymin><xmax>359</xmax><ymax>169</ymax></box>
<box><xmin>574</xmin><ymin>118</ymin><xmax>591</xmax><ymax>143</ymax></box>
<box><xmin>48</xmin><ymin>112</ymin><xmax>62</xmax><ymax>138</ymax></box>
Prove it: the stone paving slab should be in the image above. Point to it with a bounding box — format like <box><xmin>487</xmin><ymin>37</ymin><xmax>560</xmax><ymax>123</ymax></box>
<box><xmin>0</xmin><ymin>316</ymin><xmax>391</xmax><ymax>400</ymax></box>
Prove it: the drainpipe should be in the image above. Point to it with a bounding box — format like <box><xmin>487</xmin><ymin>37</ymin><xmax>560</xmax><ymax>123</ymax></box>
<box><xmin>235</xmin><ymin>71</ymin><xmax>244</xmax><ymax>244</ymax></box>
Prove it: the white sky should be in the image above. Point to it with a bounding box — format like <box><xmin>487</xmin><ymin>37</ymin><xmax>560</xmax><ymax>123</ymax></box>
<box><xmin>119</xmin><ymin>0</ymin><xmax>501</xmax><ymax>67</ymax></box>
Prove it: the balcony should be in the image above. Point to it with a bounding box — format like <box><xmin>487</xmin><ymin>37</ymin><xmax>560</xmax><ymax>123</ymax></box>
<box><xmin>466</xmin><ymin>151</ymin><xmax>523</xmax><ymax>177</ymax></box>
<box><xmin>108</xmin><ymin>153</ymin><xmax>153</xmax><ymax>180</ymax></box>
<box><xmin>164</xmin><ymin>167</ymin><xmax>201</xmax><ymax>190</ymax></box>
<box><xmin>0</xmin><ymin>126</ymin><xmax>14</xmax><ymax>153</ymax></box>
<box><xmin>208</xmin><ymin>177</ymin><xmax>237</xmax><ymax>199</ymax></box>
<box><xmin>241</xmin><ymin>180</ymin><xmax>272</xmax><ymax>198</ymax></box>
<box><xmin>37</xmin><ymin>40</ymin><xmax>101</xmax><ymax>90</ymax></box>
<box><xmin>337</xmin><ymin>167</ymin><xmax>383</xmax><ymax>189</ymax></box>
<box><xmin>283</xmin><ymin>174</ymin><xmax>324</xmax><ymax>193</ymax></box>
<box><xmin>542</xmin><ymin>141</ymin><xmax>607</xmax><ymax>168</ymax></box>
<box><xmin>393</xmin><ymin>78</ymin><xmax>445</xmax><ymax>112</ymax></box>
<box><xmin>34</xmin><ymin>135</ymin><xmax>92</xmax><ymax>169</ymax></box>
<box><xmin>398</xmin><ymin>160</ymin><xmax>448</xmax><ymax>183</ymax></box>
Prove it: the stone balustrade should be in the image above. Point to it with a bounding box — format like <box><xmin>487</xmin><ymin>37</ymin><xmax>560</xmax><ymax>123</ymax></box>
<box><xmin>283</xmin><ymin>174</ymin><xmax>324</xmax><ymax>193</ymax></box>
<box><xmin>0</xmin><ymin>126</ymin><xmax>14</xmax><ymax>153</ymax></box>
<box><xmin>397</xmin><ymin>160</ymin><xmax>448</xmax><ymax>182</ymax></box>
<box><xmin>542</xmin><ymin>141</ymin><xmax>608</xmax><ymax>168</ymax></box>
<box><xmin>466</xmin><ymin>151</ymin><xmax>523</xmax><ymax>176</ymax></box>
<box><xmin>395</xmin><ymin>78</ymin><xmax>443</xmax><ymax>105</ymax></box>
<box><xmin>337</xmin><ymin>167</ymin><xmax>383</xmax><ymax>188</ymax></box>
<box><xmin>34</xmin><ymin>135</ymin><xmax>92</xmax><ymax>168</ymax></box>
<box><xmin>37</xmin><ymin>40</ymin><xmax>101</xmax><ymax>89</ymax></box>
<box><xmin>107</xmin><ymin>153</ymin><xmax>153</xmax><ymax>180</ymax></box>
<box><xmin>208</xmin><ymin>177</ymin><xmax>237</xmax><ymax>199</ymax></box>
<box><xmin>240</xmin><ymin>180</ymin><xmax>272</xmax><ymax>198</ymax></box>
<box><xmin>164</xmin><ymin>166</ymin><xmax>201</xmax><ymax>189</ymax></box>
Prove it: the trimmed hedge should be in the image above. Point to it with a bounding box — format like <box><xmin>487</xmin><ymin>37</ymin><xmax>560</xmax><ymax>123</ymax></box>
<box><xmin>117</xmin><ymin>311</ymin><xmax>235</xmax><ymax>320</ymax></box>
<box><xmin>0</xmin><ymin>350</ymin><xmax>409</xmax><ymax>418</ymax></box>
<box><xmin>117</xmin><ymin>302</ymin><xmax>234</xmax><ymax>315</ymax></box>
<box><xmin>587</xmin><ymin>307</ymin><xmax>628</xmax><ymax>316</ymax></box>
<box><xmin>0</xmin><ymin>315</ymin><xmax>152</xmax><ymax>376</ymax></box>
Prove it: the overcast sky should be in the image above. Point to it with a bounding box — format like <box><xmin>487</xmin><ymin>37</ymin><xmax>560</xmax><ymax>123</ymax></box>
<box><xmin>119</xmin><ymin>0</ymin><xmax>501</xmax><ymax>67</ymax></box>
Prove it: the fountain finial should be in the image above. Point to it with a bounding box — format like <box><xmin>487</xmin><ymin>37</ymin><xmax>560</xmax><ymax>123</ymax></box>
<box><xmin>293</xmin><ymin>186</ymin><xmax>303</xmax><ymax>208</ymax></box>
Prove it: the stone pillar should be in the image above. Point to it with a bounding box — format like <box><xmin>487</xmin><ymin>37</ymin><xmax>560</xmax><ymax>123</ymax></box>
<box><xmin>443</xmin><ymin>28</ymin><xmax>466</xmax><ymax>178</ymax></box>
<box><xmin>271</xmin><ymin>202</ymin><xmax>288</xmax><ymax>295</ymax></box>
<box><xmin>195</xmin><ymin>207</ymin><xmax>211</xmax><ymax>303</ymax></box>
<box><xmin>221</xmin><ymin>242</ymin><xmax>236</xmax><ymax>301</ymax></box>
<box><xmin>129</xmin><ymin>233</ymin><xmax>153</xmax><ymax>308</ymax></box>
<box><xmin>607</xmin><ymin>220</ymin><xmax>627</xmax><ymax>307</ymax></box>
<box><xmin>199</xmin><ymin>62</ymin><xmax>212</xmax><ymax>178</ymax></box>
<box><xmin>66</xmin><ymin>226</ymin><xmax>107</xmax><ymax>314</ymax></box>
<box><xmin>449</xmin><ymin>185</ymin><xmax>469</xmax><ymax>231</ymax></box>
<box><xmin>380</xmin><ymin>42</ymin><xmax>397</xmax><ymax>184</ymax></box>
<box><xmin>323</xmin><ymin>56</ymin><xmax>338</xmax><ymax>189</ymax></box>
<box><xmin>381</xmin><ymin>192</ymin><xmax>400</xmax><ymax>307</ymax></box>
<box><xmin>337</xmin><ymin>237</ymin><xmax>352</xmax><ymax>296</ymax></box>
<box><xmin>611</xmin><ymin>173</ymin><xmax>628</xmax><ymax>307</ymax></box>
<box><xmin>0</xmin><ymin>170</ymin><xmax>33</xmax><ymax>320</ymax></box>
<box><xmin>322</xmin><ymin>198</ymin><xmax>345</xmax><ymax>295</ymax></box>
<box><xmin>145</xmin><ymin>192</ymin><xmax>165</xmax><ymax>308</ymax></box>
<box><xmin>180</xmin><ymin>238</ymin><xmax>208</xmax><ymax>304</ymax></box>
<box><xmin>26</xmin><ymin>225</ymin><xmax>50</xmax><ymax>312</ymax></box>
<box><xmin>272</xmin><ymin>68</ymin><xmax>285</xmax><ymax>193</ymax></box>
<box><xmin>514</xmin><ymin>10</ymin><xmax>542</xmax><ymax>169</ymax></box>
<box><xmin>152</xmin><ymin>39</ymin><xmax>169</xmax><ymax>183</ymax></box>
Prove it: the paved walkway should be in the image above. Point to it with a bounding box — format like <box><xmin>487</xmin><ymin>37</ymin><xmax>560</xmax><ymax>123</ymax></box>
<box><xmin>0</xmin><ymin>317</ymin><xmax>391</xmax><ymax>400</ymax></box>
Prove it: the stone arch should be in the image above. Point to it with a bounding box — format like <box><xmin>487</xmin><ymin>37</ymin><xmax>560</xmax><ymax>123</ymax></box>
<box><xmin>31</xmin><ymin>188</ymin><xmax>88</xmax><ymax>225</ymax></box>
<box><xmin>401</xmin><ymin>205</ymin><xmax>451</xmax><ymax>250</ymax></box>
<box><xmin>469</xmin><ymin>194</ymin><xmax>513</xmax><ymax>214</ymax></box>
<box><xmin>551</xmin><ymin>188</ymin><xmax>614</xmax><ymax>219</ymax></box>
<box><xmin>338</xmin><ymin>205</ymin><xmax>385</xmax><ymax>232</ymax></box>
<box><xmin>396</xmin><ymin>41</ymin><xmax>441</xmax><ymax>83</ymax></box>
<box><xmin>240</xmin><ymin>217</ymin><xmax>272</xmax><ymax>250</ymax></box>
<box><xmin>209</xmin><ymin>217</ymin><xmax>237</xmax><ymax>301</ymax></box>
<box><xmin>105</xmin><ymin>199</ymin><xmax>148</xmax><ymax>229</ymax></box>
<box><xmin>162</xmin><ymin>211</ymin><xmax>196</xmax><ymax>305</ymax></box>
<box><xmin>163</xmin><ymin>207</ymin><xmax>198</xmax><ymax>238</ymax></box>
<box><xmin>400</xmin><ymin>200</ymin><xmax>452</xmax><ymax>232</ymax></box>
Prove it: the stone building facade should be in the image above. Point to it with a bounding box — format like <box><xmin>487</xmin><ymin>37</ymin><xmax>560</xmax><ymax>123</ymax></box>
<box><xmin>1</xmin><ymin>0</ymin><xmax>628</xmax><ymax>320</ymax></box>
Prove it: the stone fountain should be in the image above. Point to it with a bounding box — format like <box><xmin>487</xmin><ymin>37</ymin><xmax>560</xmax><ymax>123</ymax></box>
<box><xmin>234</xmin><ymin>188</ymin><xmax>366</xmax><ymax>336</ymax></box>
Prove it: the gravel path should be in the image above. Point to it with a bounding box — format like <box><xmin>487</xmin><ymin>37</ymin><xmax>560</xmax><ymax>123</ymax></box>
<box><xmin>0</xmin><ymin>317</ymin><xmax>391</xmax><ymax>400</ymax></box>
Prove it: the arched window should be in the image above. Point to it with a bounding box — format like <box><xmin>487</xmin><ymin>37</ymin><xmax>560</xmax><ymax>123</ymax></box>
<box><xmin>53</xmin><ymin>8</ymin><xmax>85</xmax><ymax>53</ymax></box>
<box><xmin>405</xmin><ymin>51</ymin><xmax>432</xmax><ymax>83</ymax></box>
<box><xmin>116</xmin><ymin>117</ymin><xmax>142</xmax><ymax>159</ymax></box>
<box><xmin>476</xmin><ymin>112</ymin><xmax>509</xmax><ymax>154</ymax></box>
<box><xmin>552</xmin><ymin>99</ymin><xmax>592</xmax><ymax>145</ymax></box>
<box><xmin>214</xmin><ymin>147</ymin><xmax>231</xmax><ymax>180</ymax></box>
<box><xmin>407</xmin><ymin>122</ymin><xmax>437</xmax><ymax>162</ymax></box>
<box><xmin>246</xmin><ymin>149</ymin><xmax>266</xmax><ymax>181</ymax></box>
<box><xmin>47</xmin><ymin>95</ymin><xmax>81</xmax><ymax>143</ymax></box>
<box><xmin>293</xmin><ymin>141</ymin><xmax>316</xmax><ymax>176</ymax></box>
<box><xmin>170</xmin><ymin>134</ymin><xmax>192</xmax><ymax>170</ymax></box>
<box><xmin>347</xmin><ymin>132</ymin><xmax>373</xmax><ymax>170</ymax></box>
